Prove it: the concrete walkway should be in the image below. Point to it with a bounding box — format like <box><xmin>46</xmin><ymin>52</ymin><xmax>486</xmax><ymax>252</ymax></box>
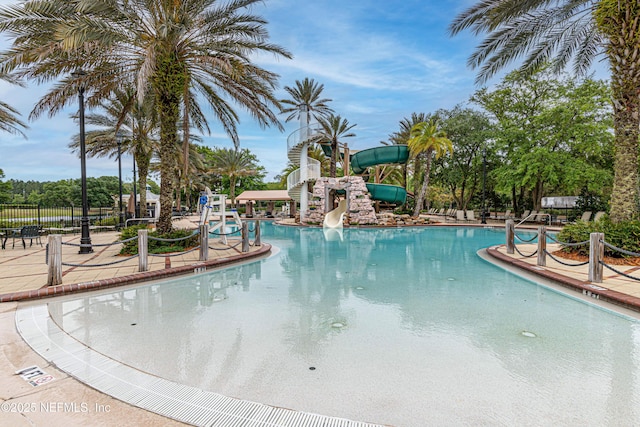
<box><xmin>1</xmin><ymin>219</ymin><xmax>640</xmax><ymax>426</ymax></box>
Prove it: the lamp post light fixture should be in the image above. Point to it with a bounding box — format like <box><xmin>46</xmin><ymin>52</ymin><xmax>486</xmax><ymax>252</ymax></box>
<box><xmin>132</xmin><ymin>157</ymin><xmax>138</xmax><ymax>218</ymax></box>
<box><xmin>481</xmin><ymin>148</ymin><xmax>487</xmax><ymax>224</ymax></box>
<box><xmin>116</xmin><ymin>131</ymin><xmax>125</xmax><ymax>229</ymax></box>
<box><xmin>72</xmin><ymin>69</ymin><xmax>93</xmax><ymax>253</ymax></box>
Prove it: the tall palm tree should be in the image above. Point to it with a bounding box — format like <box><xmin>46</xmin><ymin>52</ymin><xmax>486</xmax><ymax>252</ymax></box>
<box><xmin>407</xmin><ymin>119</ymin><xmax>453</xmax><ymax>217</ymax></box>
<box><xmin>0</xmin><ymin>0</ymin><xmax>291</xmax><ymax>233</ymax></box>
<box><xmin>280</xmin><ymin>78</ymin><xmax>334</xmax><ymax>124</ymax></box>
<box><xmin>389</xmin><ymin>112</ymin><xmax>429</xmax><ymax>198</ymax></box>
<box><xmin>449</xmin><ymin>0</ymin><xmax>640</xmax><ymax>222</ymax></box>
<box><xmin>210</xmin><ymin>148</ymin><xmax>259</xmax><ymax>206</ymax></box>
<box><xmin>316</xmin><ymin>114</ymin><xmax>356</xmax><ymax>178</ymax></box>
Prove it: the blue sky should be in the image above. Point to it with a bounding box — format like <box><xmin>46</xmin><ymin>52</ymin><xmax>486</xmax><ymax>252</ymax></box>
<box><xmin>0</xmin><ymin>0</ymin><xmax>495</xmax><ymax>183</ymax></box>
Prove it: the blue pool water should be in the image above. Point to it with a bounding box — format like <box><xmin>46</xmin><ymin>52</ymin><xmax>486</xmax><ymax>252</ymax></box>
<box><xmin>49</xmin><ymin>224</ymin><xmax>640</xmax><ymax>425</ymax></box>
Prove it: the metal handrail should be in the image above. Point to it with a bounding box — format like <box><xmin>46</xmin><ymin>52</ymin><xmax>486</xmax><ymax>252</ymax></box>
<box><xmin>515</xmin><ymin>212</ymin><xmax>551</xmax><ymax>228</ymax></box>
<box><xmin>286</xmin><ymin>124</ymin><xmax>322</xmax><ymax>153</ymax></box>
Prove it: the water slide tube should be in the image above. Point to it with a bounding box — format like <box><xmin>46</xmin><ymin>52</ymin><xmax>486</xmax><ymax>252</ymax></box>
<box><xmin>323</xmin><ymin>199</ymin><xmax>348</xmax><ymax>229</ymax></box>
<box><xmin>350</xmin><ymin>145</ymin><xmax>410</xmax><ymax>204</ymax></box>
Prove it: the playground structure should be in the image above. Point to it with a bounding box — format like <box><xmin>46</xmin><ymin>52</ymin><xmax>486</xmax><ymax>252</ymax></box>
<box><xmin>199</xmin><ymin>188</ymin><xmax>243</xmax><ymax>244</ymax></box>
<box><xmin>314</xmin><ymin>144</ymin><xmax>410</xmax><ymax>228</ymax></box>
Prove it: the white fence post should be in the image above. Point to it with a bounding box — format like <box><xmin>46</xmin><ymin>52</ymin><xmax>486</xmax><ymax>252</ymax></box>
<box><xmin>138</xmin><ymin>229</ymin><xmax>148</xmax><ymax>272</ymax></box>
<box><xmin>47</xmin><ymin>234</ymin><xmax>62</xmax><ymax>286</ymax></box>
<box><xmin>588</xmin><ymin>232</ymin><xmax>604</xmax><ymax>283</ymax></box>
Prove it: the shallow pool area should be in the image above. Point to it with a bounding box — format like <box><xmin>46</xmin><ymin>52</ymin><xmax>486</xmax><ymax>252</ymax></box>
<box><xmin>26</xmin><ymin>225</ymin><xmax>640</xmax><ymax>425</ymax></box>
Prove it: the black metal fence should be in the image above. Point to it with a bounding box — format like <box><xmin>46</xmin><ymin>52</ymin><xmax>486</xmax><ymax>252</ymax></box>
<box><xmin>0</xmin><ymin>204</ymin><xmax>116</xmax><ymax>229</ymax></box>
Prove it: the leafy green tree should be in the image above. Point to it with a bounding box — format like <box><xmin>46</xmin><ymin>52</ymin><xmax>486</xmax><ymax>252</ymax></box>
<box><xmin>471</xmin><ymin>68</ymin><xmax>613</xmax><ymax>213</ymax></box>
<box><xmin>450</xmin><ymin>0</ymin><xmax>640</xmax><ymax>222</ymax></box>
<box><xmin>315</xmin><ymin>114</ymin><xmax>356</xmax><ymax>178</ymax></box>
<box><xmin>0</xmin><ymin>169</ymin><xmax>12</xmax><ymax>203</ymax></box>
<box><xmin>407</xmin><ymin>119</ymin><xmax>453</xmax><ymax>216</ymax></box>
<box><xmin>0</xmin><ymin>0</ymin><xmax>291</xmax><ymax>233</ymax></box>
<box><xmin>434</xmin><ymin>106</ymin><xmax>492</xmax><ymax>211</ymax></box>
<box><xmin>40</xmin><ymin>180</ymin><xmax>74</xmax><ymax>207</ymax></box>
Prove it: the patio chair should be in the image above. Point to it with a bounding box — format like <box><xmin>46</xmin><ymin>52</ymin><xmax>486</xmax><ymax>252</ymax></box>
<box><xmin>593</xmin><ymin>211</ymin><xmax>606</xmax><ymax>222</ymax></box>
<box><xmin>518</xmin><ymin>210</ymin><xmax>531</xmax><ymax>220</ymax></box>
<box><xmin>12</xmin><ymin>225</ymin><xmax>43</xmax><ymax>249</ymax></box>
<box><xmin>456</xmin><ymin>210</ymin><xmax>466</xmax><ymax>222</ymax></box>
<box><xmin>579</xmin><ymin>211</ymin><xmax>592</xmax><ymax>222</ymax></box>
<box><xmin>465</xmin><ymin>210</ymin><xmax>477</xmax><ymax>222</ymax></box>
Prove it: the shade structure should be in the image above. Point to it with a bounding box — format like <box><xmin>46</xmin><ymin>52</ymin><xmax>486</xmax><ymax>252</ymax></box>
<box><xmin>235</xmin><ymin>190</ymin><xmax>292</xmax><ymax>202</ymax></box>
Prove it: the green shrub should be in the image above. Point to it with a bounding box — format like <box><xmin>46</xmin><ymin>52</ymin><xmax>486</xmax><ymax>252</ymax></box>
<box><xmin>557</xmin><ymin>218</ymin><xmax>640</xmax><ymax>258</ymax></box>
<box><xmin>119</xmin><ymin>225</ymin><xmax>199</xmax><ymax>255</ymax></box>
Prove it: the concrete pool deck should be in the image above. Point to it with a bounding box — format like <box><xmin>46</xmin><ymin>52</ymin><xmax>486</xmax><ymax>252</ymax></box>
<box><xmin>1</xmin><ymin>219</ymin><xmax>640</xmax><ymax>426</ymax></box>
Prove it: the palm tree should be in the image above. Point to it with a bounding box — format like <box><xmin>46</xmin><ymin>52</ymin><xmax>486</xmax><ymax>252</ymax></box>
<box><xmin>0</xmin><ymin>74</ymin><xmax>27</xmax><ymax>137</ymax></box>
<box><xmin>210</xmin><ymin>148</ymin><xmax>259</xmax><ymax>206</ymax></box>
<box><xmin>0</xmin><ymin>0</ymin><xmax>291</xmax><ymax>233</ymax></box>
<box><xmin>389</xmin><ymin>113</ymin><xmax>429</xmax><ymax>198</ymax></box>
<box><xmin>316</xmin><ymin>114</ymin><xmax>356</xmax><ymax>178</ymax></box>
<box><xmin>69</xmin><ymin>89</ymin><xmax>158</xmax><ymax>217</ymax></box>
<box><xmin>280</xmin><ymin>78</ymin><xmax>334</xmax><ymax>124</ymax></box>
<box><xmin>407</xmin><ymin>120</ymin><xmax>453</xmax><ymax>217</ymax></box>
<box><xmin>449</xmin><ymin>0</ymin><xmax>640</xmax><ymax>222</ymax></box>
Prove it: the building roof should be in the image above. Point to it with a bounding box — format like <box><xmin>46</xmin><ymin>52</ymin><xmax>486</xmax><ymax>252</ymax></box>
<box><xmin>235</xmin><ymin>190</ymin><xmax>292</xmax><ymax>201</ymax></box>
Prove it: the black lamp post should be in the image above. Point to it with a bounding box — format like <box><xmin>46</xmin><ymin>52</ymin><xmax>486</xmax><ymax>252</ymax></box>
<box><xmin>116</xmin><ymin>131</ymin><xmax>124</xmax><ymax>229</ymax></box>
<box><xmin>132</xmin><ymin>157</ymin><xmax>138</xmax><ymax>218</ymax></box>
<box><xmin>73</xmin><ymin>69</ymin><xmax>92</xmax><ymax>253</ymax></box>
<box><xmin>481</xmin><ymin>148</ymin><xmax>487</xmax><ymax>224</ymax></box>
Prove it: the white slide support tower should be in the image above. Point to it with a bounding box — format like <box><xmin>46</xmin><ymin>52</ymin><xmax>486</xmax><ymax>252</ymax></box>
<box><xmin>286</xmin><ymin>109</ymin><xmax>321</xmax><ymax>221</ymax></box>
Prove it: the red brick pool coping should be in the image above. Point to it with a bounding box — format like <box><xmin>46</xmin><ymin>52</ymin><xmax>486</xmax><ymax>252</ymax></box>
<box><xmin>487</xmin><ymin>245</ymin><xmax>640</xmax><ymax>313</ymax></box>
<box><xmin>0</xmin><ymin>244</ymin><xmax>271</xmax><ymax>303</ymax></box>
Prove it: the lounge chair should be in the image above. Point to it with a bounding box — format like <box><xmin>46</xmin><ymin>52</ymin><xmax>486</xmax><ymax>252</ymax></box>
<box><xmin>500</xmin><ymin>209</ymin><xmax>512</xmax><ymax>220</ymax></box>
<box><xmin>579</xmin><ymin>211</ymin><xmax>592</xmax><ymax>222</ymax></box>
<box><xmin>593</xmin><ymin>211</ymin><xmax>606</xmax><ymax>222</ymax></box>
<box><xmin>519</xmin><ymin>210</ymin><xmax>531</xmax><ymax>220</ymax></box>
<box><xmin>456</xmin><ymin>210</ymin><xmax>466</xmax><ymax>222</ymax></box>
<box><xmin>12</xmin><ymin>225</ymin><xmax>43</xmax><ymax>249</ymax></box>
<box><xmin>525</xmin><ymin>210</ymin><xmax>538</xmax><ymax>222</ymax></box>
<box><xmin>465</xmin><ymin>210</ymin><xmax>477</xmax><ymax>222</ymax></box>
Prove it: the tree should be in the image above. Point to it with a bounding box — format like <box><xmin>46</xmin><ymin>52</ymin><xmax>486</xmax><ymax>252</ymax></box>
<box><xmin>407</xmin><ymin>119</ymin><xmax>453</xmax><ymax>216</ymax></box>
<box><xmin>450</xmin><ymin>0</ymin><xmax>640</xmax><ymax>222</ymax></box>
<box><xmin>0</xmin><ymin>0</ymin><xmax>291</xmax><ymax>233</ymax></box>
<box><xmin>280</xmin><ymin>78</ymin><xmax>334</xmax><ymax>124</ymax></box>
<box><xmin>69</xmin><ymin>89</ymin><xmax>158</xmax><ymax>217</ymax></box>
<box><xmin>0</xmin><ymin>73</ymin><xmax>27</xmax><ymax>137</ymax></box>
<box><xmin>389</xmin><ymin>113</ymin><xmax>429</xmax><ymax>202</ymax></box>
<box><xmin>435</xmin><ymin>106</ymin><xmax>492</xmax><ymax>211</ymax></box>
<box><xmin>209</xmin><ymin>148</ymin><xmax>261</xmax><ymax>206</ymax></box>
<box><xmin>0</xmin><ymin>169</ymin><xmax>12</xmax><ymax>203</ymax></box>
<box><xmin>315</xmin><ymin>114</ymin><xmax>356</xmax><ymax>178</ymax></box>
<box><xmin>471</xmin><ymin>68</ymin><xmax>613</xmax><ymax>213</ymax></box>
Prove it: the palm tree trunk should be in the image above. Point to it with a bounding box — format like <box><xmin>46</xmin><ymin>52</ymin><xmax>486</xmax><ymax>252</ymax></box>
<box><xmin>154</xmin><ymin>54</ymin><xmax>186</xmax><ymax>233</ymax></box>
<box><xmin>136</xmin><ymin>151</ymin><xmax>151</xmax><ymax>218</ymax></box>
<box><xmin>330</xmin><ymin>138</ymin><xmax>338</xmax><ymax>178</ymax></box>
<box><xmin>413</xmin><ymin>153</ymin><xmax>432</xmax><ymax>216</ymax></box>
<box><xmin>608</xmin><ymin>69</ymin><xmax>640</xmax><ymax>223</ymax></box>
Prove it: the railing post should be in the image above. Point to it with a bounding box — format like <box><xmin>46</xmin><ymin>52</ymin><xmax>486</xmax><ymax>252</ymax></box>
<box><xmin>537</xmin><ymin>226</ymin><xmax>546</xmax><ymax>266</ymax></box>
<box><xmin>588</xmin><ymin>232</ymin><xmax>604</xmax><ymax>283</ymax></box>
<box><xmin>138</xmin><ymin>229</ymin><xmax>148</xmax><ymax>272</ymax></box>
<box><xmin>242</xmin><ymin>222</ymin><xmax>249</xmax><ymax>253</ymax></box>
<box><xmin>199</xmin><ymin>224</ymin><xmax>209</xmax><ymax>261</ymax></box>
<box><xmin>46</xmin><ymin>235</ymin><xmax>62</xmax><ymax>286</ymax></box>
<box><xmin>254</xmin><ymin>220</ymin><xmax>261</xmax><ymax>246</ymax></box>
<box><xmin>506</xmin><ymin>219</ymin><xmax>514</xmax><ymax>254</ymax></box>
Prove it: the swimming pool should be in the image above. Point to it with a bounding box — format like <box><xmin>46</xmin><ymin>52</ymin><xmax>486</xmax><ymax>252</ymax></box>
<box><xmin>44</xmin><ymin>224</ymin><xmax>640</xmax><ymax>425</ymax></box>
